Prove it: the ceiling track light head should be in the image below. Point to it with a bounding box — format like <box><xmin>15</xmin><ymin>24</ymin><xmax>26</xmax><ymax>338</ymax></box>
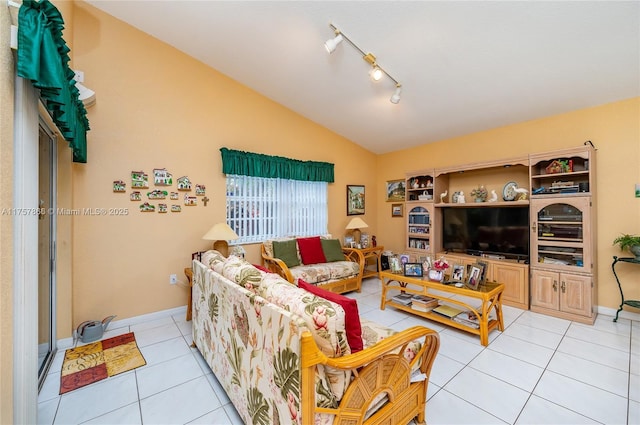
<box><xmin>324</xmin><ymin>30</ymin><xmax>343</xmax><ymax>54</ymax></box>
<box><xmin>390</xmin><ymin>84</ymin><xmax>402</xmax><ymax>104</ymax></box>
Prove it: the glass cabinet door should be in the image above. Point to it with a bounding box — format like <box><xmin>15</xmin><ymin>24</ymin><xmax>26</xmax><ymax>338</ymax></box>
<box><xmin>531</xmin><ymin>197</ymin><xmax>591</xmax><ymax>270</ymax></box>
<box><xmin>407</xmin><ymin>204</ymin><xmax>432</xmax><ymax>252</ymax></box>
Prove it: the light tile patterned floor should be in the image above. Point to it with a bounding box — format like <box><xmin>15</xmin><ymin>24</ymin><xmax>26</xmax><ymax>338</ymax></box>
<box><xmin>38</xmin><ymin>278</ymin><xmax>639</xmax><ymax>424</ymax></box>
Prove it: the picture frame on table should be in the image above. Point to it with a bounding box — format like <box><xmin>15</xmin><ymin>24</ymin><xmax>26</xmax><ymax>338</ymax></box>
<box><xmin>391</xmin><ymin>203</ymin><xmax>403</xmax><ymax>217</ymax></box>
<box><xmin>386</xmin><ymin>179</ymin><xmax>406</xmax><ymax>202</ymax></box>
<box><xmin>403</xmin><ymin>263</ymin><xmax>423</xmax><ymax>277</ymax></box>
<box><xmin>389</xmin><ymin>256</ymin><xmax>402</xmax><ymax>274</ymax></box>
<box><xmin>347</xmin><ymin>185</ymin><xmax>365</xmax><ymax>215</ymax></box>
<box><xmin>465</xmin><ymin>263</ymin><xmax>485</xmax><ymax>290</ymax></box>
<box><xmin>399</xmin><ymin>253</ymin><xmax>411</xmax><ymax>265</ymax></box>
<box><xmin>451</xmin><ymin>264</ymin><xmax>465</xmax><ymax>282</ymax></box>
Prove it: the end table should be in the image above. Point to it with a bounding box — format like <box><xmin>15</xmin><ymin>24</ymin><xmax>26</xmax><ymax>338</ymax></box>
<box><xmin>353</xmin><ymin>246</ymin><xmax>384</xmax><ymax>279</ymax></box>
<box><xmin>611</xmin><ymin>256</ymin><xmax>640</xmax><ymax>322</ymax></box>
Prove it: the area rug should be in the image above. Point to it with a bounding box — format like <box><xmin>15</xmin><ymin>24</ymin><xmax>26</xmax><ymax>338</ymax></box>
<box><xmin>60</xmin><ymin>332</ymin><xmax>146</xmax><ymax>394</ymax></box>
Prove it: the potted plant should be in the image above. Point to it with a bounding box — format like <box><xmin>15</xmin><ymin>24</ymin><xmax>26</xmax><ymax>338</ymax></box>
<box><xmin>470</xmin><ymin>185</ymin><xmax>488</xmax><ymax>202</ymax></box>
<box><xmin>613</xmin><ymin>234</ymin><xmax>640</xmax><ymax>259</ymax></box>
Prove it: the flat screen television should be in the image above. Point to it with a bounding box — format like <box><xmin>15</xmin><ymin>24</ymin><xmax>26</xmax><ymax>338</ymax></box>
<box><xmin>442</xmin><ymin>206</ymin><xmax>529</xmax><ymax>261</ymax></box>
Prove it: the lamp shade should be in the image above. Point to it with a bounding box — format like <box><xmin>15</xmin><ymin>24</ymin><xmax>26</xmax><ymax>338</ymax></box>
<box><xmin>346</xmin><ymin>217</ymin><xmax>369</xmax><ymax>230</ymax></box>
<box><xmin>324</xmin><ymin>33</ymin><xmax>343</xmax><ymax>53</ymax></box>
<box><xmin>202</xmin><ymin>223</ymin><xmax>239</xmax><ymax>241</ymax></box>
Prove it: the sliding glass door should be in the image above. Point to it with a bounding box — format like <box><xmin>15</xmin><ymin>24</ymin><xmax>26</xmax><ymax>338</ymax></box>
<box><xmin>37</xmin><ymin>122</ymin><xmax>56</xmax><ymax>390</ymax></box>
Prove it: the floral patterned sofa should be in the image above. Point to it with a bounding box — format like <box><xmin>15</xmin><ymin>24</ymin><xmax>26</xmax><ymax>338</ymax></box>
<box><xmin>261</xmin><ymin>236</ymin><xmax>365</xmax><ymax>294</ymax></box>
<box><xmin>192</xmin><ymin>250</ymin><xmax>439</xmax><ymax>425</ymax></box>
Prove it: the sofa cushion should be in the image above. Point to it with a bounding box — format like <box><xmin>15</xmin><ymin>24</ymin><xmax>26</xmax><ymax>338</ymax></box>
<box><xmin>272</xmin><ymin>239</ymin><xmax>300</xmax><ymax>268</ymax></box>
<box><xmin>297</xmin><ymin>236</ymin><xmax>327</xmax><ymax>265</ymax></box>
<box><xmin>298</xmin><ymin>279</ymin><xmax>363</xmax><ymax>353</ymax></box>
<box><xmin>290</xmin><ymin>261</ymin><xmax>360</xmax><ymax>285</ymax></box>
<box><xmin>321</xmin><ymin>238</ymin><xmax>346</xmax><ymax>262</ymax></box>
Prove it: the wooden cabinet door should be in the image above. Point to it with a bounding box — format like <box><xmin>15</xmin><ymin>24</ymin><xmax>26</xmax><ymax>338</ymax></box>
<box><xmin>559</xmin><ymin>273</ymin><xmax>592</xmax><ymax>317</ymax></box>
<box><xmin>493</xmin><ymin>263</ymin><xmax>528</xmax><ymax>307</ymax></box>
<box><xmin>530</xmin><ymin>269</ymin><xmax>559</xmax><ymax>310</ymax></box>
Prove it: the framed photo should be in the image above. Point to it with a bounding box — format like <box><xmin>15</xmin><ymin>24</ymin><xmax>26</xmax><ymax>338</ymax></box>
<box><xmin>475</xmin><ymin>261</ymin><xmax>488</xmax><ymax>285</ymax></box>
<box><xmin>386</xmin><ymin>179</ymin><xmax>406</xmax><ymax>202</ymax></box>
<box><xmin>347</xmin><ymin>185</ymin><xmax>365</xmax><ymax>215</ymax></box>
<box><xmin>465</xmin><ymin>264</ymin><xmax>482</xmax><ymax>290</ymax></box>
<box><xmin>391</xmin><ymin>203</ymin><xmax>403</xmax><ymax>217</ymax></box>
<box><xmin>404</xmin><ymin>263</ymin><xmax>423</xmax><ymax>277</ymax></box>
<box><xmin>389</xmin><ymin>256</ymin><xmax>402</xmax><ymax>274</ymax></box>
<box><xmin>451</xmin><ymin>264</ymin><xmax>465</xmax><ymax>282</ymax></box>
<box><xmin>420</xmin><ymin>255</ymin><xmax>433</xmax><ymax>273</ymax></box>
<box><xmin>399</xmin><ymin>254</ymin><xmax>411</xmax><ymax>265</ymax></box>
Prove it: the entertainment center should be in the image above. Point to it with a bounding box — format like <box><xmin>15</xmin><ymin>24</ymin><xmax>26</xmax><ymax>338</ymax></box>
<box><xmin>403</xmin><ymin>145</ymin><xmax>596</xmax><ymax>323</ymax></box>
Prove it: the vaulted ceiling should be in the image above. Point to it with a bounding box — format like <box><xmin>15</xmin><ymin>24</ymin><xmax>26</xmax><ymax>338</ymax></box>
<box><xmin>86</xmin><ymin>1</ymin><xmax>639</xmax><ymax>154</ymax></box>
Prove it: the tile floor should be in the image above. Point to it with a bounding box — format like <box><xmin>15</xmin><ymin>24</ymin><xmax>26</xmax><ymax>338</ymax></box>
<box><xmin>38</xmin><ymin>277</ymin><xmax>639</xmax><ymax>424</ymax></box>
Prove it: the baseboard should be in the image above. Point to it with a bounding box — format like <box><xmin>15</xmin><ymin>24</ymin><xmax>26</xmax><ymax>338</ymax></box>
<box><xmin>57</xmin><ymin>305</ymin><xmax>188</xmax><ymax>350</ymax></box>
<box><xmin>597</xmin><ymin>305</ymin><xmax>640</xmax><ymax>322</ymax></box>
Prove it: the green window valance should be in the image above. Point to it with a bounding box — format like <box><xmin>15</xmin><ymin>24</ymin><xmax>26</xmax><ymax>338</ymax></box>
<box><xmin>220</xmin><ymin>148</ymin><xmax>334</xmax><ymax>183</ymax></box>
<box><xmin>17</xmin><ymin>0</ymin><xmax>90</xmax><ymax>163</ymax></box>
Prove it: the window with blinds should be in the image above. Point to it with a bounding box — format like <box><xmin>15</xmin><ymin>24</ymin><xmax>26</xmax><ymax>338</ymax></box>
<box><xmin>226</xmin><ymin>175</ymin><xmax>328</xmax><ymax>243</ymax></box>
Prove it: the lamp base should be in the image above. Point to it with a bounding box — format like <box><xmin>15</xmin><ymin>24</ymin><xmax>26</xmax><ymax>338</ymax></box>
<box><xmin>213</xmin><ymin>240</ymin><xmax>229</xmax><ymax>257</ymax></box>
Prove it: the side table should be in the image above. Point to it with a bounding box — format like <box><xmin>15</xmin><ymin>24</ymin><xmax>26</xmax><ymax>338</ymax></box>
<box><xmin>184</xmin><ymin>267</ymin><xmax>193</xmax><ymax>321</ymax></box>
<box><xmin>353</xmin><ymin>246</ymin><xmax>384</xmax><ymax>279</ymax></box>
<box><xmin>611</xmin><ymin>256</ymin><xmax>640</xmax><ymax>322</ymax></box>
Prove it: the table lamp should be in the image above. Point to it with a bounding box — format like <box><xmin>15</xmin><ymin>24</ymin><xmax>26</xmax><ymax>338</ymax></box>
<box><xmin>202</xmin><ymin>222</ymin><xmax>239</xmax><ymax>257</ymax></box>
<box><xmin>346</xmin><ymin>217</ymin><xmax>369</xmax><ymax>247</ymax></box>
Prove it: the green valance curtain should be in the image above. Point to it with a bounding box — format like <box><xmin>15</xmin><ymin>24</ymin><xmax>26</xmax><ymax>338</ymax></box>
<box><xmin>220</xmin><ymin>148</ymin><xmax>334</xmax><ymax>183</ymax></box>
<box><xmin>17</xmin><ymin>0</ymin><xmax>90</xmax><ymax>163</ymax></box>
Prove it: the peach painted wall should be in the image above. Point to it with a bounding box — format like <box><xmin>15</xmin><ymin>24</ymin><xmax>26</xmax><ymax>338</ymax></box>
<box><xmin>376</xmin><ymin>97</ymin><xmax>640</xmax><ymax>310</ymax></box>
<box><xmin>68</xmin><ymin>3</ymin><xmax>378</xmax><ymax>329</ymax></box>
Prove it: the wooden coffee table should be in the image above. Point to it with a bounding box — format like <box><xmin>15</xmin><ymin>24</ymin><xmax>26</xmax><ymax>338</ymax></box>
<box><xmin>380</xmin><ymin>271</ymin><xmax>505</xmax><ymax>346</ymax></box>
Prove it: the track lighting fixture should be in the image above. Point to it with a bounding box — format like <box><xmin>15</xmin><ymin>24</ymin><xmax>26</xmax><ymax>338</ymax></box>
<box><xmin>324</xmin><ymin>23</ymin><xmax>402</xmax><ymax>104</ymax></box>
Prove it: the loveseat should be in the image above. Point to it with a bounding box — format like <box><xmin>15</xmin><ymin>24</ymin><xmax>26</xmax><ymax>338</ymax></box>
<box><xmin>261</xmin><ymin>236</ymin><xmax>365</xmax><ymax>294</ymax></box>
<box><xmin>192</xmin><ymin>250</ymin><xmax>440</xmax><ymax>425</ymax></box>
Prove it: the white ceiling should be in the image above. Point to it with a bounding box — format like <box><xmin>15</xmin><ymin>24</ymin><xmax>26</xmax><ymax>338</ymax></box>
<box><xmin>86</xmin><ymin>1</ymin><xmax>639</xmax><ymax>154</ymax></box>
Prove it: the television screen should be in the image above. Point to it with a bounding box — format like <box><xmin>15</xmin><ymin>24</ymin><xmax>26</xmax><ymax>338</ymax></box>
<box><xmin>442</xmin><ymin>206</ymin><xmax>529</xmax><ymax>260</ymax></box>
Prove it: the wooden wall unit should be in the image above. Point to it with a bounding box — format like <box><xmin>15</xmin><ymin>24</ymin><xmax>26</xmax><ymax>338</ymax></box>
<box><xmin>403</xmin><ymin>145</ymin><xmax>597</xmax><ymax>320</ymax></box>
<box><xmin>529</xmin><ymin>146</ymin><xmax>597</xmax><ymax>324</ymax></box>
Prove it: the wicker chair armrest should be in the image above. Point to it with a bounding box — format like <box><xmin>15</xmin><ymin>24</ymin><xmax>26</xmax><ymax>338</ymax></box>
<box><xmin>341</xmin><ymin>247</ymin><xmax>365</xmax><ymax>272</ymax></box>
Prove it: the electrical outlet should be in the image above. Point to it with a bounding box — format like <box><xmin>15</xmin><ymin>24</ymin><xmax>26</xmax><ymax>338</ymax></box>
<box><xmin>169</xmin><ymin>274</ymin><xmax>177</xmax><ymax>285</ymax></box>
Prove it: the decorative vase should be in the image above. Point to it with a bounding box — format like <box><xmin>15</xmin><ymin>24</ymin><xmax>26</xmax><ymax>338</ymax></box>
<box><xmin>475</xmin><ymin>197</ymin><xmax>483</xmax><ymax>203</ymax></box>
<box><xmin>630</xmin><ymin>245</ymin><xmax>640</xmax><ymax>260</ymax></box>
<box><xmin>428</xmin><ymin>269</ymin><xmax>444</xmax><ymax>282</ymax></box>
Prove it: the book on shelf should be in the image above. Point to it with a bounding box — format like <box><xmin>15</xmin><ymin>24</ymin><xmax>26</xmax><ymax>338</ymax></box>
<box><xmin>432</xmin><ymin>304</ymin><xmax>464</xmax><ymax>318</ymax></box>
<box><xmin>411</xmin><ymin>295</ymin><xmax>439</xmax><ymax>312</ymax></box>
<box><xmin>452</xmin><ymin>313</ymin><xmax>480</xmax><ymax>329</ymax></box>
<box><xmin>391</xmin><ymin>293</ymin><xmax>413</xmax><ymax>306</ymax></box>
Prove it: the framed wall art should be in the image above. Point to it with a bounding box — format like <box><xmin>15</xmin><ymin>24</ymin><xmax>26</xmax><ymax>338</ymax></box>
<box><xmin>386</xmin><ymin>179</ymin><xmax>406</xmax><ymax>202</ymax></box>
<box><xmin>347</xmin><ymin>185</ymin><xmax>365</xmax><ymax>215</ymax></box>
<box><xmin>391</xmin><ymin>203</ymin><xmax>403</xmax><ymax>217</ymax></box>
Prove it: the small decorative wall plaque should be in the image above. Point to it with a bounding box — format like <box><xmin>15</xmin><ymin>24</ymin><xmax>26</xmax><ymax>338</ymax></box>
<box><xmin>184</xmin><ymin>194</ymin><xmax>197</xmax><ymax>206</ymax></box>
<box><xmin>131</xmin><ymin>171</ymin><xmax>149</xmax><ymax>189</ymax></box>
<box><xmin>158</xmin><ymin>203</ymin><xmax>168</xmax><ymax>213</ymax></box>
<box><xmin>139</xmin><ymin>202</ymin><xmax>155</xmax><ymax>212</ymax></box>
<box><xmin>113</xmin><ymin>180</ymin><xmax>126</xmax><ymax>192</ymax></box>
<box><xmin>147</xmin><ymin>189</ymin><xmax>168</xmax><ymax>200</ymax></box>
<box><xmin>153</xmin><ymin>168</ymin><xmax>173</xmax><ymax>186</ymax></box>
<box><xmin>195</xmin><ymin>184</ymin><xmax>206</xmax><ymax>196</ymax></box>
<box><xmin>130</xmin><ymin>191</ymin><xmax>141</xmax><ymax>201</ymax></box>
<box><xmin>170</xmin><ymin>192</ymin><xmax>179</xmax><ymax>200</ymax></box>
<box><xmin>171</xmin><ymin>205</ymin><xmax>181</xmax><ymax>212</ymax></box>
<box><xmin>177</xmin><ymin>176</ymin><xmax>192</xmax><ymax>191</ymax></box>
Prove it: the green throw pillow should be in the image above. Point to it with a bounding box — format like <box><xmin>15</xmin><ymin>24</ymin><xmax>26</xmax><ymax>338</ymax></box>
<box><xmin>272</xmin><ymin>240</ymin><xmax>300</xmax><ymax>268</ymax></box>
<box><xmin>321</xmin><ymin>238</ymin><xmax>346</xmax><ymax>262</ymax></box>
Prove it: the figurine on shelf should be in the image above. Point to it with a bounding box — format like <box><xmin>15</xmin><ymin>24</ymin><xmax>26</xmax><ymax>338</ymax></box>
<box><xmin>488</xmin><ymin>190</ymin><xmax>498</xmax><ymax>202</ymax></box>
<box><xmin>514</xmin><ymin>187</ymin><xmax>529</xmax><ymax>201</ymax></box>
<box><xmin>439</xmin><ymin>190</ymin><xmax>448</xmax><ymax>203</ymax></box>
<box><xmin>372</xmin><ymin>235</ymin><xmax>377</xmax><ymax>247</ymax></box>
